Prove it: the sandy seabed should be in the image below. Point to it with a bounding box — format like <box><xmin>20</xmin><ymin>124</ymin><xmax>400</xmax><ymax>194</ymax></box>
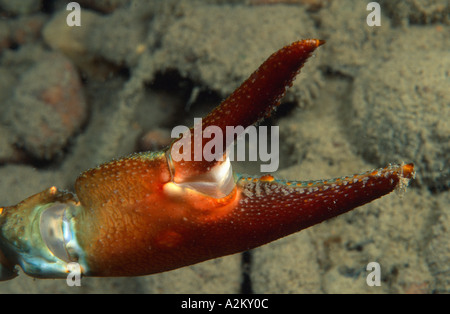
<box><xmin>0</xmin><ymin>0</ymin><xmax>448</xmax><ymax>293</ymax></box>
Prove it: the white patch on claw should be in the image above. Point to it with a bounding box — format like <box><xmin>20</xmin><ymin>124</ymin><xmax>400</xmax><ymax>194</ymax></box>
<box><xmin>165</xmin><ymin>155</ymin><xmax>236</xmax><ymax>199</ymax></box>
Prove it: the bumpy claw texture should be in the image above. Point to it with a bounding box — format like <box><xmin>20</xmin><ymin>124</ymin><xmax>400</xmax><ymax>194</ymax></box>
<box><xmin>0</xmin><ymin>40</ymin><xmax>415</xmax><ymax>280</ymax></box>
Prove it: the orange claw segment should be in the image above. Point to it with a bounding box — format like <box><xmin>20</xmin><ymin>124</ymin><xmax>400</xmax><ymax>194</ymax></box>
<box><xmin>225</xmin><ymin>163</ymin><xmax>416</xmax><ymax>251</ymax></box>
<box><xmin>73</xmin><ymin>151</ymin><xmax>241</xmax><ymax>276</ymax></box>
<box><xmin>170</xmin><ymin>39</ymin><xmax>325</xmax><ymax>184</ymax></box>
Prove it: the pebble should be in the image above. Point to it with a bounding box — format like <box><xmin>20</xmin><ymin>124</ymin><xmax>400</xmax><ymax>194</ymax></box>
<box><xmin>2</xmin><ymin>52</ymin><xmax>87</xmax><ymax>160</ymax></box>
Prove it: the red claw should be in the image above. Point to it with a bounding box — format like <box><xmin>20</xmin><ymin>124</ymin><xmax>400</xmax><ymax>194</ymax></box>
<box><xmin>0</xmin><ymin>40</ymin><xmax>415</xmax><ymax>280</ymax></box>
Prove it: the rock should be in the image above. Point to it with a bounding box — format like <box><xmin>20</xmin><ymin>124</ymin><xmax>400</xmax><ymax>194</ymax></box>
<box><xmin>0</xmin><ymin>14</ymin><xmax>47</xmax><ymax>53</ymax></box>
<box><xmin>0</xmin><ymin>126</ymin><xmax>29</xmax><ymax>164</ymax></box>
<box><xmin>83</xmin><ymin>2</ymin><xmax>150</xmax><ymax>68</ymax></box>
<box><xmin>2</xmin><ymin>52</ymin><xmax>87</xmax><ymax>160</ymax></box>
<box><xmin>44</xmin><ymin>4</ymin><xmax>150</xmax><ymax>76</ymax></box>
<box><xmin>43</xmin><ymin>8</ymin><xmax>117</xmax><ymax>79</ymax></box>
